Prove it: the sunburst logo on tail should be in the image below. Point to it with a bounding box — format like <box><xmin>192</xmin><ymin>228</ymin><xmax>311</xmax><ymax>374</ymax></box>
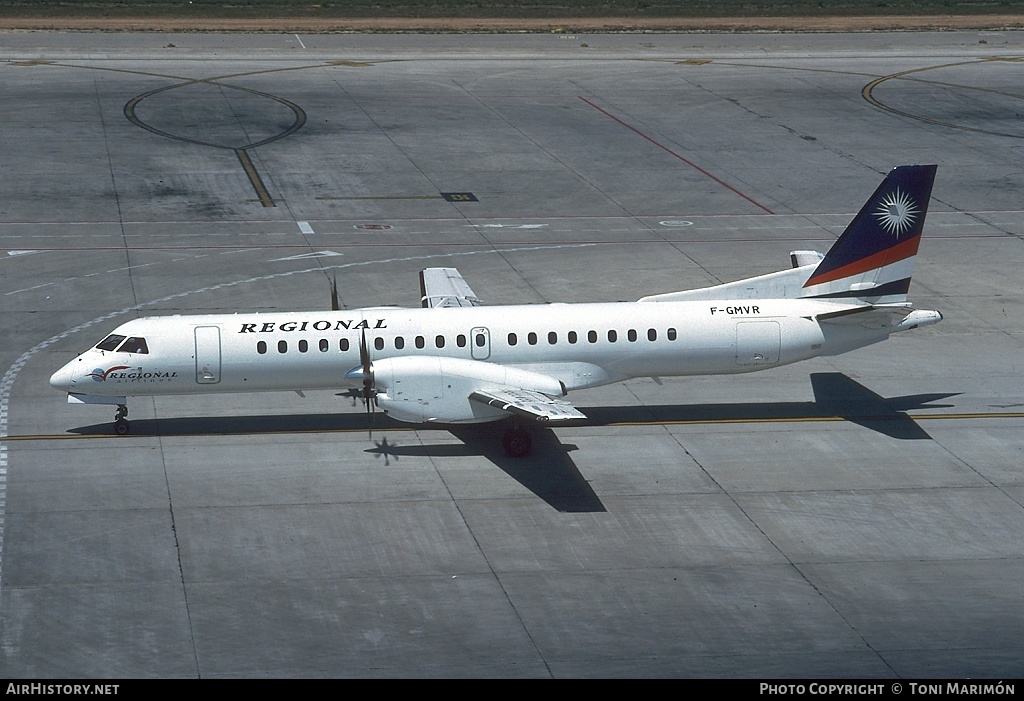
<box><xmin>874</xmin><ymin>188</ymin><xmax>919</xmax><ymax>238</ymax></box>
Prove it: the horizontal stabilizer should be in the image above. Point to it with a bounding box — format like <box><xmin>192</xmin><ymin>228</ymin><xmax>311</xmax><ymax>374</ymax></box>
<box><xmin>815</xmin><ymin>305</ymin><xmax>908</xmax><ymax>323</ymax></box>
<box><xmin>469</xmin><ymin>388</ymin><xmax>586</xmax><ymax>422</ymax></box>
<box><xmin>791</xmin><ymin>250</ymin><xmax>825</xmax><ymax>268</ymax></box>
<box><xmin>814</xmin><ymin>304</ymin><xmax>940</xmax><ymax>331</ymax></box>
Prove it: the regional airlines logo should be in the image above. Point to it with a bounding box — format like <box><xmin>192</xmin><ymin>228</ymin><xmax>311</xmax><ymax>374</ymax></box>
<box><xmin>88</xmin><ymin>366</ymin><xmax>178</xmax><ymax>383</ymax></box>
<box><xmin>89</xmin><ymin>366</ymin><xmax>130</xmax><ymax>382</ymax></box>
<box><xmin>874</xmin><ymin>188</ymin><xmax>919</xmax><ymax>238</ymax></box>
<box><xmin>238</xmin><ymin>318</ymin><xmax>387</xmax><ymax>333</ymax></box>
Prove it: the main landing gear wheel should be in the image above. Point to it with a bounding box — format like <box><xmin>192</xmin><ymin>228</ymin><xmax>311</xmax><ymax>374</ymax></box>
<box><xmin>114</xmin><ymin>405</ymin><xmax>130</xmax><ymax>435</ymax></box>
<box><xmin>502</xmin><ymin>427</ymin><xmax>532</xmax><ymax>458</ymax></box>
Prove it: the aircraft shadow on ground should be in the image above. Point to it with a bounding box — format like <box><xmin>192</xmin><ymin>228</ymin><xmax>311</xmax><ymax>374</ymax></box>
<box><xmin>581</xmin><ymin>373</ymin><xmax>957</xmax><ymax>441</ymax></box>
<box><xmin>364</xmin><ymin>424</ymin><xmax>602</xmax><ymax>513</ymax></box>
<box><xmin>67</xmin><ymin>373</ymin><xmax>957</xmax><ymax>509</ymax></box>
<box><xmin>807</xmin><ymin>372</ymin><xmax>957</xmax><ymax>440</ymax></box>
<box><xmin>69</xmin><ymin>412</ymin><xmax>604</xmax><ymax>513</ymax></box>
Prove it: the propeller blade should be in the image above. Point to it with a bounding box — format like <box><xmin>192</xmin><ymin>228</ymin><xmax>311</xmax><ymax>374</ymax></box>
<box><xmin>359</xmin><ymin>327</ymin><xmax>371</xmax><ymax>378</ymax></box>
<box><xmin>330</xmin><ymin>274</ymin><xmax>341</xmax><ymax>311</ymax></box>
<box><xmin>366</xmin><ymin>387</ymin><xmax>374</xmax><ymax>440</ymax></box>
<box><xmin>359</xmin><ymin>327</ymin><xmax>374</xmax><ymax>439</ymax></box>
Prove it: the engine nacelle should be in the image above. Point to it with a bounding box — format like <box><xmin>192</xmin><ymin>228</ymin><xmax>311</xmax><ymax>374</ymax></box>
<box><xmin>371</xmin><ymin>355</ymin><xmax>565</xmax><ymax>424</ymax></box>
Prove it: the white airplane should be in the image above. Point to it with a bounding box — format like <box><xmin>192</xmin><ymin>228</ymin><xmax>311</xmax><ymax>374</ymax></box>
<box><xmin>50</xmin><ymin>165</ymin><xmax>942</xmax><ymax>456</ymax></box>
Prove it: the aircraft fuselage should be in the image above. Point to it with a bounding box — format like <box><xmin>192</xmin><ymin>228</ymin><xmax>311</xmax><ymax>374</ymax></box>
<box><xmin>51</xmin><ymin>297</ymin><xmax>886</xmax><ymax>405</ymax></box>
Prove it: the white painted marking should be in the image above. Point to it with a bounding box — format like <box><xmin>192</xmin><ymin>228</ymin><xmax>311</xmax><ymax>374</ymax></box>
<box><xmin>4</xmin><ymin>282</ymin><xmax>55</xmax><ymax>296</ymax></box>
<box><xmin>6</xmin><ymin>250</ymin><xmax>42</xmax><ymax>257</ymax></box>
<box><xmin>294</xmin><ymin>34</ymin><xmax>306</xmax><ymax>49</ymax></box>
<box><xmin>217</xmin><ymin>249</ymin><xmax>263</xmax><ymax>256</ymax></box>
<box><xmin>473</xmin><ymin>224</ymin><xmax>548</xmax><ymax>229</ymax></box>
<box><xmin>100</xmin><ymin>263</ymin><xmax>158</xmax><ymax>276</ymax></box>
<box><xmin>271</xmin><ymin>250</ymin><xmax>345</xmax><ymax>262</ymax></box>
<box><xmin>659</xmin><ymin>220</ymin><xmax>694</xmax><ymax>227</ymax></box>
<box><xmin>297</xmin><ymin>221</ymin><xmax>314</xmax><ymax>235</ymax></box>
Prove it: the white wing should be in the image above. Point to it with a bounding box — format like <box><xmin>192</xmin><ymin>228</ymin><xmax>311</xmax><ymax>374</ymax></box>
<box><xmin>469</xmin><ymin>388</ymin><xmax>586</xmax><ymax>422</ymax></box>
<box><xmin>419</xmin><ymin>267</ymin><xmax>483</xmax><ymax>308</ymax></box>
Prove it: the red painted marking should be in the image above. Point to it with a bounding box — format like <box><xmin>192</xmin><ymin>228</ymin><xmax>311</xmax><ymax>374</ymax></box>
<box><xmin>804</xmin><ymin>235</ymin><xmax>921</xmax><ymax>287</ymax></box>
<box><xmin>579</xmin><ymin>96</ymin><xmax>774</xmax><ymax>215</ymax></box>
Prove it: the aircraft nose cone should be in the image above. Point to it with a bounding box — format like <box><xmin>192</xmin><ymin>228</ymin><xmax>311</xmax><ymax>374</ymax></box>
<box><xmin>49</xmin><ymin>363</ymin><xmax>75</xmax><ymax>392</ymax></box>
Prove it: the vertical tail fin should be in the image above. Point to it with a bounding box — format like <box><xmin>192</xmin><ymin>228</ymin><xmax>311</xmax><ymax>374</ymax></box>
<box><xmin>801</xmin><ymin>165</ymin><xmax>937</xmax><ymax>303</ymax></box>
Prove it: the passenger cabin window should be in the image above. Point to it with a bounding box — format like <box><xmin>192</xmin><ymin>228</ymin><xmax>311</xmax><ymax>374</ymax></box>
<box><xmin>278</xmin><ymin>340</ymin><xmax>288</xmax><ymax>353</ymax></box>
<box><xmin>568</xmin><ymin>331</ymin><xmax>578</xmax><ymax>344</ymax></box>
<box><xmin>340</xmin><ymin>338</ymin><xmax>350</xmax><ymax>352</ymax></box>
<box><xmin>548</xmin><ymin>332</ymin><xmax>557</xmax><ymax>345</ymax></box>
<box><xmin>628</xmin><ymin>329</ymin><xmax>637</xmax><ymax>342</ymax></box>
<box><xmin>95</xmin><ymin>335</ymin><xmax>126</xmax><ymax>352</ymax></box>
<box><xmin>298</xmin><ymin>340</ymin><xmax>308</xmax><ymax>353</ymax></box>
<box><xmin>608</xmin><ymin>330</ymin><xmax>617</xmax><ymax>343</ymax></box>
<box><xmin>118</xmin><ymin>337</ymin><xmax>149</xmax><ymax>354</ymax></box>
<box><xmin>415</xmin><ymin>336</ymin><xmax>425</xmax><ymax>349</ymax></box>
<box><xmin>588</xmin><ymin>330</ymin><xmax>597</xmax><ymax>344</ymax></box>
<box><xmin>257</xmin><ymin>341</ymin><xmax>267</xmax><ymax>354</ymax></box>
<box><xmin>648</xmin><ymin>329</ymin><xmax>657</xmax><ymax>342</ymax></box>
<box><xmin>319</xmin><ymin>339</ymin><xmax>329</xmax><ymax>352</ymax></box>
<box><xmin>395</xmin><ymin>337</ymin><xmax>405</xmax><ymax>350</ymax></box>
<box><xmin>374</xmin><ymin>337</ymin><xmax>384</xmax><ymax>351</ymax></box>
<box><xmin>457</xmin><ymin>334</ymin><xmax>467</xmax><ymax>348</ymax></box>
<box><xmin>528</xmin><ymin>332</ymin><xmax>537</xmax><ymax>345</ymax></box>
<box><xmin>435</xmin><ymin>335</ymin><xmax>445</xmax><ymax>349</ymax></box>
<box><xmin>668</xmin><ymin>328</ymin><xmax>677</xmax><ymax>341</ymax></box>
<box><xmin>475</xmin><ymin>333</ymin><xmax>486</xmax><ymax>347</ymax></box>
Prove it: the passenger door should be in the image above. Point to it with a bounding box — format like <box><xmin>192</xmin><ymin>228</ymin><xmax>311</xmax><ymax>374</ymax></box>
<box><xmin>470</xmin><ymin>326</ymin><xmax>491</xmax><ymax>360</ymax></box>
<box><xmin>194</xmin><ymin>326</ymin><xmax>222</xmax><ymax>384</ymax></box>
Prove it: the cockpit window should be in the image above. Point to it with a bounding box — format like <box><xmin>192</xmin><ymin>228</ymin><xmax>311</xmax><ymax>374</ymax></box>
<box><xmin>117</xmin><ymin>337</ymin><xmax>149</xmax><ymax>354</ymax></box>
<box><xmin>95</xmin><ymin>334</ymin><xmax>126</xmax><ymax>351</ymax></box>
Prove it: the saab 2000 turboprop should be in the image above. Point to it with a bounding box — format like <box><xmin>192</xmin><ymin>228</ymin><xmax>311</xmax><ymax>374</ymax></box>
<box><xmin>50</xmin><ymin>165</ymin><xmax>942</xmax><ymax>456</ymax></box>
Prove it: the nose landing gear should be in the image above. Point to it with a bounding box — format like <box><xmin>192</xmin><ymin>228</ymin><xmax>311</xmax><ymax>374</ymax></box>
<box><xmin>114</xmin><ymin>404</ymin><xmax>130</xmax><ymax>435</ymax></box>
